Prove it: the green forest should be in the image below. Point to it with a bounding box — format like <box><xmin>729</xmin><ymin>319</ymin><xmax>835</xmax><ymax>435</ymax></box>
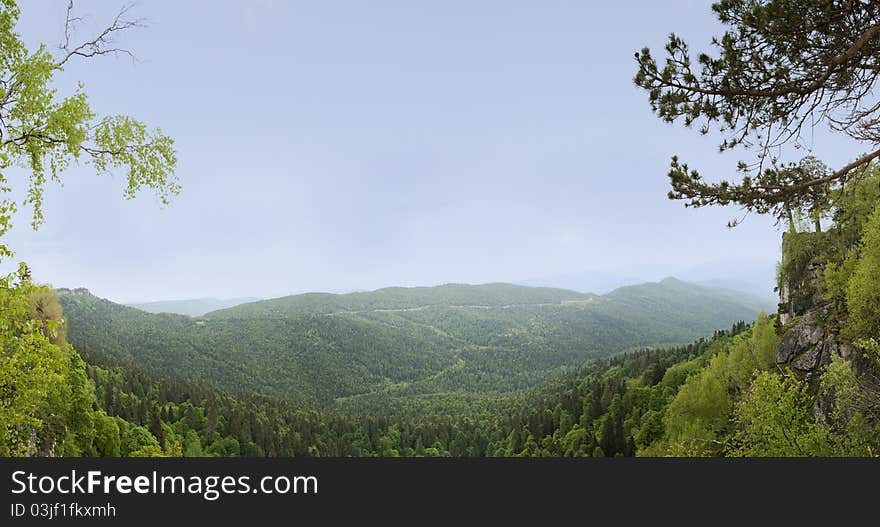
<box><xmin>54</xmin><ymin>280</ymin><xmax>767</xmax><ymax>405</ymax></box>
<box><xmin>2</xmin><ymin>0</ymin><xmax>880</xmax><ymax>457</ymax></box>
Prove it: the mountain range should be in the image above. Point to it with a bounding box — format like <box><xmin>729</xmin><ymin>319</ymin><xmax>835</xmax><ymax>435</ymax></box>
<box><xmin>126</xmin><ymin>297</ymin><xmax>261</xmax><ymax>317</ymax></box>
<box><xmin>57</xmin><ymin>278</ymin><xmax>772</xmax><ymax>408</ymax></box>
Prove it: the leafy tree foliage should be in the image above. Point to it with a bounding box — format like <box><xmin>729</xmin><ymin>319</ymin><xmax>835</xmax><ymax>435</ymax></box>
<box><xmin>649</xmin><ymin>315</ymin><xmax>778</xmax><ymax>456</ymax></box>
<box><xmin>731</xmin><ymin>371</ymin><xmax>830</xmax><ymax>456</ymax></box>
<box><xmin>0</xmin><ymin>0</ymin><xmax>177</xmax><ymax>255</ymax></box>
<box><xmin>0</xmin><ymin>277</ymin><xmax>99</xmax><ymax>456</ymax></box>
<box><xmin>844</xmin><ymin>201</ymin><xmax>880</xmax><ymax>340</ymax></box>
<box><xmin>0</xmin><ymin>0</ymin><xmax>177</xmax><ymax>457</ymax></box>
<box><xmin>818</xmin><ymin>352</ymin><xmax>880</xmax><ymax>456</ymax></box>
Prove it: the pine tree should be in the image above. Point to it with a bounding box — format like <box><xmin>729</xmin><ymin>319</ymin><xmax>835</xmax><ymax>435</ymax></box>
<box><xmin>635</xmin><ymin>1</ymin><xmax>880</xmax><ymax>226</ymax></box>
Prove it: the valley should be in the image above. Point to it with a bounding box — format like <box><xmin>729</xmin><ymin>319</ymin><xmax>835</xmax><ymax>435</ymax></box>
<box><xmin>58</xmin><ymin>279</ymin><xmax>768</xmax><ymax>409</ymax></box>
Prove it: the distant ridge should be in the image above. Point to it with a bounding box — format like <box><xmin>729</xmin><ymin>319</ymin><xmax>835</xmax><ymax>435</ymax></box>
<box><xmin>126</xmin><ymin>297</ymin><xmax>261</xmax><ymax>317</ymax></box>
<box><xmin>607</xmin><ymin>277</ymin><xmax>776</xmax><ymax>314</ymax></box>
<box><xmin>205</xmin><ymin>282</ymin><xmax>595</xmax><ymax>318</ymax></box>
<box><xmin>205</xmin><ymin>278</ymin><xmax>773</xmax><ymax>318</ymax></box>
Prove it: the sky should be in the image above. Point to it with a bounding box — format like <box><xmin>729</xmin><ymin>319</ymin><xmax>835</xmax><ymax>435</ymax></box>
<box><xmin>2</xmin><ymin>1</ymin><xmax>865</xmax><ymax>303</ymax></box>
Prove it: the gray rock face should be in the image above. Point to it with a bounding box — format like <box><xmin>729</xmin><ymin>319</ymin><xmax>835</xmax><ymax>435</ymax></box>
<box><xmin>774</xmin><ymin>232</ymin><xmax>867</xmax><ymax>422</ymax></box>
<box><xmin>776</xmin><ymin>302</ymin><xmax>854</xmax><ymax>381</ymax></box>
<box><xmin>778</xmin><ymin>282</ymin><xmax>793</xmax><ymax>326</ymax></box>
<box><xmin>777</xmin><ymin>307</ymin><xmax>828</xmax><ymax>376</ymax></box>
<box><xmin>778</xmin><ymin>260</ymin><xmax>826</xmax><ymax>323</ymax></box>
<box><xmin>774</xmin><ymin>244</ymin><xmax>846</xmax><ymax>380</ymax></box>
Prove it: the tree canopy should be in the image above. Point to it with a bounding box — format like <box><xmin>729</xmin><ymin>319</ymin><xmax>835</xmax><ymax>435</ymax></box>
<box><xmin>0</xmin><ymin>0</ymin><xmax>178</xmax><ymax>259</ymax></box>
<box><xmin>0</xmin><ymin>0</ymin><xmax>177</xmax><ymax>456</ymax></box>
<box><xmin>635</xmin><ymin>0</ymin><xmax>880</xmax><ymax>225</ymax></box>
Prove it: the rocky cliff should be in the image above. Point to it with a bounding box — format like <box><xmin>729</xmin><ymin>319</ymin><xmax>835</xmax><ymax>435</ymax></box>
<box><xmin>775</xmin><ymin>231</ymin><xmax>855</xmax><ymax>375</ymax></box>
<box><xmin>775</xmin><ymin>232</ymin><xmax>856</xmax><ymax>421</ymax></box>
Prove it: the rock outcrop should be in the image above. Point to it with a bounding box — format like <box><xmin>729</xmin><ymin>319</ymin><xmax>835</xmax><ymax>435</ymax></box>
<box><xmin>777</xmin><ymin>260</ymin><xmax>826</xmax><ymax>326</ymax></box>
<box><xmin>777</xmin><ymin>305</ymin><xmax>853</xmax><ymax>380</ymax></box>
<box><xmin>775</xmin><ymin>241</ymin><xmax>852</xmax><ymax>382</ymax></box>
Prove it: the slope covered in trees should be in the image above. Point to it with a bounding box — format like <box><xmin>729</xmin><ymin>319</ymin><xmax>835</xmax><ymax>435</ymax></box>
<box><xmin>11</xmin><ymin>283</ymin><xmax>879</xmax><ymax>458</ymax></box>
<box><xmin>11</xmin><ymin>300</ymin><xmax>748</xmax><ymax>458</ymax></box>
<box><xmin>57</xmin><ymin>280</ymin><xmax>769</xmax><ymax>406</ymax></box>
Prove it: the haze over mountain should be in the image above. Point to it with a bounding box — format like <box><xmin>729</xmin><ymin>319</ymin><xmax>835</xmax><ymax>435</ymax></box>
<box><xmin>58</xmin><ymin>278</ymin><xmax>769</xmax><ymax>407</ymax></box>
<box><xmin>520</xmin><ymin>260</ymin><xmax>777</xmax><ymax>300</ymax></box>
<box><xmin>127</xmin><ymin>297</ymin><xmax>261</xmax><ymax>317</ymax></box>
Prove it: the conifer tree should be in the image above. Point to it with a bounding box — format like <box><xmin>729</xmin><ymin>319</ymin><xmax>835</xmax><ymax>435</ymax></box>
<box><xmin>635</xmin><ymin>1</ymin><xmax>880</xmax><ymax>225</ymax></box>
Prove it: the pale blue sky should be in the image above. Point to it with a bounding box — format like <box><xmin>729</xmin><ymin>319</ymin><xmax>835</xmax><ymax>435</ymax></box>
<box><xmin>3</xmin><ymin>1</ymin><xmax>863</xmax><ymax>302</ymax></box>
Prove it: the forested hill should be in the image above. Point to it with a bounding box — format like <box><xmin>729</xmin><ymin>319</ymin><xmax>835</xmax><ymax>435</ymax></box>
<box><xmin>205</xmin><ymin>282</ymin><xmax>596</xmax><ymax>318</ymax></box>
<box><xmin>604</xmin><ymin>277</ymin><xmax>773</xmax><ymax>317</ymax></box>
<box><xmin>58</xmin><ymin>280</ymin><xmax>768</xmax><ymax>407</ymax></box>
<box><xmin>206</xmin><ymin>278</ymin><xmax>772</xmax><ymax>319</ymax></box>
